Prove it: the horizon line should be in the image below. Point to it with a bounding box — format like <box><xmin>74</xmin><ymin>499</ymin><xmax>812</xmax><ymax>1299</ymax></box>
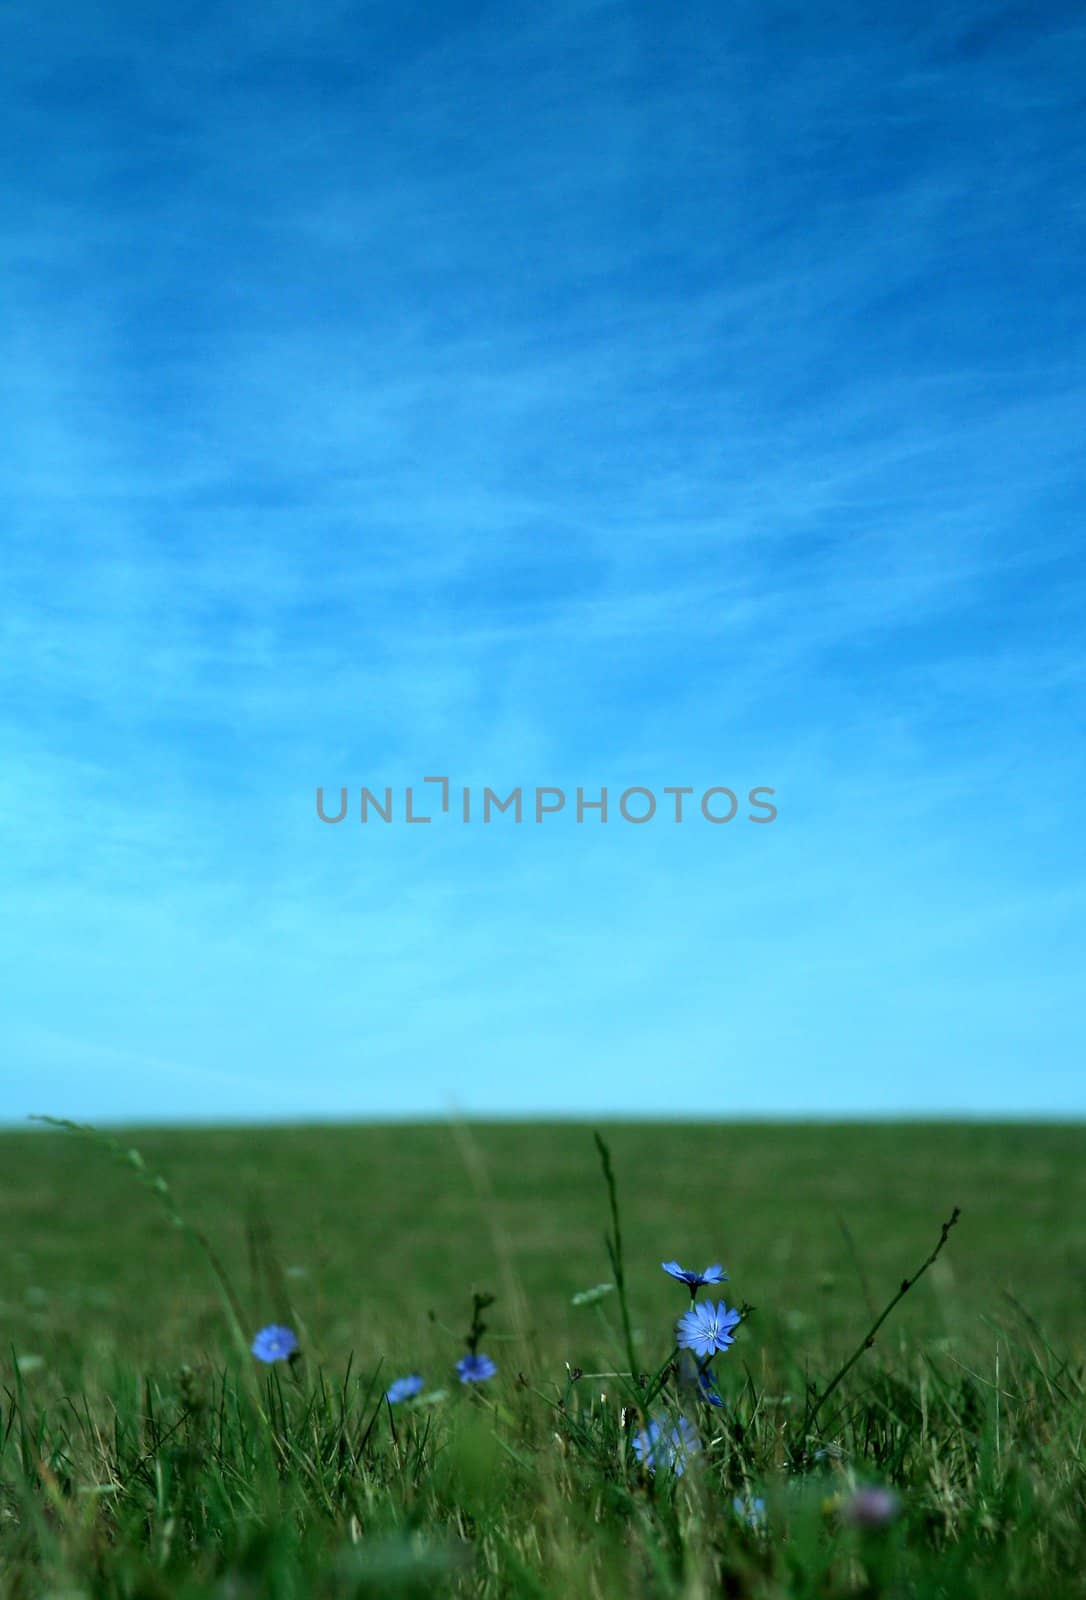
<box><xmin>8</xmin><ymin>1110</ymin><xmax>1086</xmax><ymax>1134</ymax></box>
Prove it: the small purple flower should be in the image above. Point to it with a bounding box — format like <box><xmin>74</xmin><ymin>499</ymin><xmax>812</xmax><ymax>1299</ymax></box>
<box><xmin>385</xmin><ymin>1373</ymin><xmax>424</xmax><ymax>1403</ymax></box>
<box><xmin>661</xmin><ymin>1261</ymin><xmax>727</xmax><ymax>1297</ymax></box>
<box><xmin>456</xmin><ymin>1352</ymin><xmax>497</xmax><ymax>1384</ymax></box>
<box><xmin>840</xmin><ymin>1486</ymin><xmax>901</xmax><ymax>1528</ymax></box>
<box><xmin>251</xmin><ymin>1324</ymin><xmax>298</xmax><ymax>1363</ymax></box>
<box><xmin>676</xmin><ymin>1300</ymin><xmax>741</xmax><ymax>1358</ymax></box>
<box><xmin>632</xmin><ymin>1415</ymin><xmax>700</xmax><ymax>1477</ymax></box>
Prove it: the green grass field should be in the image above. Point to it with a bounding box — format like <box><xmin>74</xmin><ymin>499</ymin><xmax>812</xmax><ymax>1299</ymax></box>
<box><xmin>3</xmin><ymin>1120</ymin><xmax>1085</xmax><ymax>1597</ymax></box>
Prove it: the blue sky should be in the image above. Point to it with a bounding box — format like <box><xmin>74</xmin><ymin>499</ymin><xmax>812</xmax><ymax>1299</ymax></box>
<box><xmin>2</xmin><ymin>0</ymin><xmax>1084</xmax><ymax>1124</ymax></box>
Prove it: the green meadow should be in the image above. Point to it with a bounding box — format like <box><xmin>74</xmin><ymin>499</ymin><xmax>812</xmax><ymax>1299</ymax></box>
<box><xmin>3</xmin><ymin>1120</ymin><xmax>1085</xmax><ymax>1597</ymax></box>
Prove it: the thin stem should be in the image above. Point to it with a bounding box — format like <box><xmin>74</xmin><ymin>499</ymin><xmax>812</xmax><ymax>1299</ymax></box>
<box><xmin>797</xmin><ymin>1206</ymin><xmax>961</xmax><ymax>1447</ymax></box>
<box><xmin>593</xmin><ymin>1132</ymin><xmax>639</xmax><ymax>1389</ymax></box>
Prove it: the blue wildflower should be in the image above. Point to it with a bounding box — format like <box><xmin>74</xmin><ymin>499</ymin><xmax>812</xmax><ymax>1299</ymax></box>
<box><xmin>733</xmin><ymin>1493</ymin><xmax>767</xmax><ymax>1529</ymax></box>
<box><xmin>675</xmin><ymin>1350</ymin><xmax>725</xmax><ymax>1406</ymax></box>
<box><xmin>456</xmin><ymin>1352</ymin><xmax>497</xmax><ymax>1383</ymax></box>
<box><xmin>676</xmin><ymin>1300</ymin><xmax>741</xmax><ymax>1358</ymax></box>
<box><xmin>632</xmin><ymin>1420</ymin><xmax>664</xmax><ymax>1474</ymax></box>
<box><xmin>632</xmin><ymin>1415</ymin><xmax>700</xmax><ymax>1477</ymax></box>
<box><xmin>251</xmin><ymin>1324</ymin><xmax>298</xmax><ymax>1363</ymax></box>
<box><xmin>385</xmin><ymin>1373</ymin><xmax>424</xmax><ymax>1403</ymax></box>
<box><xmin>661</xmin><ymin>1261</ymin><xmax>727</xmax><ymax>1297</ymax></box>
<box><xmin>698</xmin><ymin>1366</ymin><xmax>725</xmax><ymax>1407</ymax></box>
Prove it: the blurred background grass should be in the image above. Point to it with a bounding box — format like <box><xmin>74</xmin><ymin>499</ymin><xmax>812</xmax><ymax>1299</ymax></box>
<box><xmin>4</xmin><ymin>1121</ymin><xmax>1085</xmax><ymax>1384</ymax></box>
